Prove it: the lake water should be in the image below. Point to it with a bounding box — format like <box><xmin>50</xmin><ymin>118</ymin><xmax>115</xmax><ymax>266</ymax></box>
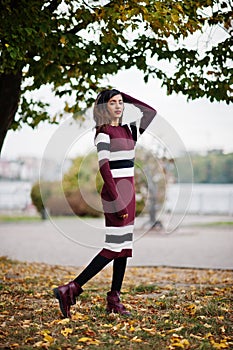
<box><xmin>166</xmin><ymin>183</ymin><xmax>233</xmax><ymax>215</ymax></box>
<box><xmin>0</xmin><ymin>181</ymin><xmax>233</xmax><ymax>215</ymax></box>
<box><xmin>0</xmin><ymin>181</ymin><xmax>32</xmax><ymax>211</ymax></box>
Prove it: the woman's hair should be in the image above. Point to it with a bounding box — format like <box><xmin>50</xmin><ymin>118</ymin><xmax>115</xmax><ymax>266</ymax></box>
<box><xmin>93</xmin><ymin>89</ymin><xmax>122</xmax><ymax>137</ymax></box>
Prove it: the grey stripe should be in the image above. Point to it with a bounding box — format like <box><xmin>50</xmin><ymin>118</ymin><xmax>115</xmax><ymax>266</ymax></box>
<box><xmin>105</xmin><ymin>233</ymin><xmax>133</xmax><ymax>244</ymax></box>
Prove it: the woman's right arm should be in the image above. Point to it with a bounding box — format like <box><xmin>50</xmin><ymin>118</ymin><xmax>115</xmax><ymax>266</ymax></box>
<box><xmin>95</xmin><ymin>131</ymin><xmax>128</xmax><ymax>217</ymax></box>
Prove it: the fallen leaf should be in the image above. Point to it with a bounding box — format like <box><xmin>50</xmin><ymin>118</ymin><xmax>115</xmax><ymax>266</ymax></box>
<box><xmin>184</xmin><ymin>304</ymin><xmax>197</xmax><ymax>316</ymax></box>
<box><xmin>9</xmin><ymin>344</ymin><xmax>19</xmax><ymax>348</ymax></box>
<box><xmin>78</xmin><ymin>337</ymin><xmax>93</xmax><ymax>342</ymax></box>
<box><xmin>169</xmin><ymin>334</ymin><xmax>190</xmax><ymax>349</ymax></box>
<box><xmin>43</xmin><ymin>333</ymin><xmax>54</xmax><ymax>344</ymax></box>
<box><xmin>190</xmin><ymin>333</ymin><xmax>203</xmax><ymax>340</ymax></box>
<box><xmin>72</xmin><ymin>312</ymin><xmax>89</xmax><ymax>321</ymax></box>
<box><xmin>78</xmin><ymin>336</ymin><xmax>101</xmax><ymax>345</ymax></box>
<box><xmin>61</xmin><ymin>327</ymin><xmax>73</xmax><ymax>337</ymax></box>
<box><xmin>142</xmin><ymin>327</ymin><xmax>156</xmax><ymax>335</ymax></box>
<box><xmin>57</xmin><ymin>318</ymin><xmax>70</xmax><ymax>325</ymax></box>
<box><xmin>204</xmin><ymin>323</ymin><xmax>212</xmax><ymax>328</ymax></box>
<box><xmin>167</xmin><ymin>326</ymin><xmax>184</xmax><ymax>334</ymax></box>
<box><xmin>131</xmin><ymin>336</ymin><xmax>143</xmax><ymax>342</ymax></box>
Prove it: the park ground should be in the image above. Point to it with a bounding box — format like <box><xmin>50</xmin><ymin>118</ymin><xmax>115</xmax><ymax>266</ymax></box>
<box><xmin>0</xmin><ymin>255</ymin><xmax>232</xmax><ymax>349</ymax></box>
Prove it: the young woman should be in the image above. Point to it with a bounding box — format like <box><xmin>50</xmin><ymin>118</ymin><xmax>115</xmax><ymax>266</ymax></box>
<box><xmin>53</xmin><ymin>89</ymin><xmax>156</xmax><ymax>318</ymax></box>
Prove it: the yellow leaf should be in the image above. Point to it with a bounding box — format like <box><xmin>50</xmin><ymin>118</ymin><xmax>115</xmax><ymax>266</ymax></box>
<box><xmin>78</xmin><ymin>337</ymin><xmax>93</xmax><ymax>343</ymax></box>
<box><xmin>88</xmin><ymin>339</ymin><xmax>101</xmax><ymax>345</ymax></box>
<box><xmin>220</xmin><ymin>326</ymin><xmax>226</xmax><ymax>333</ymax></box>
<box><xmin>218</xmin><ymin>316</ymin><xmax>224</xmax><ymax>321</ymax></box>
<box><xmin>167</xmin><ymin>326</ymin><xmax>184</xmax><ymax>334</ymax></box>
<box><xmin>114</xmin><ymin>340</ymin><xmax>120</xmax><ymax>345</ymax></box>
<box><xmin>60</xmin><ymin>36</ymin><xmax>66</xmax><ymax>45</ymax></box>
<box><xmin>190</xmin><ymin>334</ymin><xmax>202</xmax><ymax>340</ymax></box>
<box><xmin>198</xmin><ymin>315</ymin><xmax>207</xmax><ymax>320</ymax></box>
<box><xmin>131</xmin><ymin>336</ymin><xmax>143</xmax><ymax>342</ymax></box>
<box><xmin>25</xmin><ymin>337</ymin><xmax>34</xmax><ymax>343</ymax></box>
<box><xmin>61</xmin><ymin>327</ymin><xmax>73</xmax><ymax>337</ymax></box>
<box><xmin>205</xmin><ymin>333</ymin><xmax>214</xmax><ymax>339</ymax></box>
<box><xmin>185</xmin><ymin>304</ymin><xmax>197</xmax><ymax>315</ymax></box>
<box><xmin>204</xmin><ymin>323</ymin><xmax>212</xmax><ymax>328</ymax></box>
<box><xmin>40</xmin><ymin>330</ymin><xmax>49</xmax><ymax>337</ymax></box>
<box><xmin>33</xmin><ymin>341</ymin><xmax>45</xmax><ymax>348</ymax></box>
<box><xmin>176</xmin><ymin>4</ymin><xmax>184</xmax><ymax>13</ymax></box>
<box><xmin>142</xmin><ymin>327</ymin><xmax>156</xmax><ymax>335</ymax></box>
<box><xmin>170</xmin><ymin>334</ymin><xmax>190</xmax><ymax>349</ymax></box>
<box><xmin>171</xmin><ymin>14</ymin><xmax>179</xmax><ymax>22</ymax></box>
<box><xmin>44</xmin><ymin>334</ymin><xmax>54</xmax><ymax>344</ymax></box>
<box><xmin>210</xmin><ymin>338</ymin><xmax>229</xmax><ymax>349</ymax></box>
<box><xmin>23</xmin><ymin>320</ymin><xmax>31</xmax><ymax>324</ymax></box>
<box><xmin>57</xmin><ymin>318</ymin><xmax>70</xmax><ymax>324</ymax></box>
<box><xmin>221</xmin><ymin>307</ymin><xmax>229</xmax><ymax>312</ymax></box>
<box><xmin>35</xmin><ymin>308</ymin><xmax>43</xmax><ymax>314</ymax></box>
<box><xmin>118</xmin><ymin>334</ymin><xmax>128</xmax><ymax>339</ymax></box>
<box><xmin>73</xmin><ymin>312</ymin><xmax>89</xmax><ymax>321</ymax></box>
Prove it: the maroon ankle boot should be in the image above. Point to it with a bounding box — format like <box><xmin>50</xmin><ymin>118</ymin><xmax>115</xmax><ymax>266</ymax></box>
<box><xmin>106</xmin><ymin>291</ymin><xmax>131</xmax><ymax>316</ymax></box>
<box><xmin>53</xmin><ymin>281</ymin><xmax>83</xmax><ymax>318</ymax></box>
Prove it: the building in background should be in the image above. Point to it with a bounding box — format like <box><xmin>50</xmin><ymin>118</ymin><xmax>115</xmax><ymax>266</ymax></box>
<box><xmin>0</xmin><ymin>157</ymin><xmax>71</xmax><ymax>214</ymax></box>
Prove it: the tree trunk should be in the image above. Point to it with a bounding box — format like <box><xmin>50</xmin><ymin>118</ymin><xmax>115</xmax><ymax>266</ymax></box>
<box><xmin>0</xmin><ymin>71</ymin><xmax>22</xmax><ymax>154</ymax></box>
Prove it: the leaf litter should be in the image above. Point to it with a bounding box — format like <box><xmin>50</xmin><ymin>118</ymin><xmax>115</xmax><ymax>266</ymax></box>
<box><xmin>0</xmin><ymin>256</ymin><xmax>232</xmax><ymax>349</ymax></box>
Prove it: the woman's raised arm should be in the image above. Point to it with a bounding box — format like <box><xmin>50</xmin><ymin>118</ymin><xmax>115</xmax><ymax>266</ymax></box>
<box><xmin>121</xmin><ymin>92</ymin><xmax>157</xmax><ymax>136</ymax></box>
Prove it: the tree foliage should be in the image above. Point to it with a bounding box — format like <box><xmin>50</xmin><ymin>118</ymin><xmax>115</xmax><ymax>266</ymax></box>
<box><xmin>30</xmin><ymin>181</ymin><xmax>52</xmax><ymax>218</ymax></box>
<box><xmin>175</xmin><ymin>151</ymin><xmax>233</xmax><ymax>183</ymax></box>
<box><xmin>63</xmin><ymin>149</ymin><xmax>167</xmax><ymax>217</ymax></box>
<box><xmin>0</xmin><ymin>0</ymin><xmax>232</xmax><ymax>151</ymax></box>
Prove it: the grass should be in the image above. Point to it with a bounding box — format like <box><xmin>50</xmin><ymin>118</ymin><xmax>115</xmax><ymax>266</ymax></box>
<box><xmin>0</xmin><ymin>215</ymin><xmax>40</xmax><ymax>223</ymax></box>
<box><xmin>203</xmin><ymin>221</ymin><xmax>233</xmax><ymax>226</ymax></box>
<box><xmin>0</xmin><ymin>257</ymin><xmax>232</xmax><ymax>349</ymax></box>
<box><xmin>190</xmin><ymin>221</ymin><xmax>233</xmax><ymax>227</ymax></box>
<box><xmin>0</xmin><ymin>215</ymin><xmax>99</xmax><ymax>223</ymax></box>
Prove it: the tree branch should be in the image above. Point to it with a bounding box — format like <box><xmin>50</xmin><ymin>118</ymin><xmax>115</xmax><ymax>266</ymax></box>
<box><xmin>66</xmin><ymin>23</ymin><xmax>83</xmax><ymax>34</ymax></box>
<box><xmin>45</xmin><ymin>0</ymin><xmax>59</xmax><ymax>13</ymax></box>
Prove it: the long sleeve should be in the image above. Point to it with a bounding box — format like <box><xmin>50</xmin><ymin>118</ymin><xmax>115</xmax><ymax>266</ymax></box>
<box><xmin>95</xmin><ymin>132</ymin><xmax>128</xmax><ymax>217</ymax></box>
<box><xmin>121</xmin><ymin>92</ymin><xmax>157</xmax><ymax>136</ymax></box>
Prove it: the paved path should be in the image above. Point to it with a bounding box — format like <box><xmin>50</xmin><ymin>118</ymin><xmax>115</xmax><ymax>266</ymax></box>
<box><xmin>0</xmin><ymin>215</ymin><xmax>232</xmax><ymax>269</ymax></box>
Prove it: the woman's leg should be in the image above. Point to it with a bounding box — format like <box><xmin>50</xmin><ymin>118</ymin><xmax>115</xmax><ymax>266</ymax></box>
<box><xmin>54</xmin><ymin>252</ymin><xmax>112</xmax><ymax>318</ymax></box>
<box><xmin>107</xmin><ymin>257</ymin><xmax>130</xmax><ymax>315</ymax></box>
<box><xmin>111</xmin><ymin>257</ymin><xmax>127</xmax><ymax>291</ymax></box>
<box><xmin>74</xmin><ymin>253</ymin><xmax>112</xmax><ymax>286</ymax></box>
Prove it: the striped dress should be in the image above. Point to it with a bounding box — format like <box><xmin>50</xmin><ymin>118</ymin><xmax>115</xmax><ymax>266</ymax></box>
<box><xmin>95</xmin><ymin>102</ymin><xmax>156</xmax><ymax>259</ymax></box>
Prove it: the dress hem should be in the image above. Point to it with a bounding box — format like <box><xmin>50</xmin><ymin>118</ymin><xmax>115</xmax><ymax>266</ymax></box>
<box><xmin>99</xmin><ymin>248</ymin><xmax>132</xmax><ymax>259</ymax></box>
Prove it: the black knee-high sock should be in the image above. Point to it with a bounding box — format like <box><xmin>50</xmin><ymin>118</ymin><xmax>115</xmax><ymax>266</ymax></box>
<box><xmin>111</xmin><ymin>257</ymin><xmax>127</xmax><ymax>292</ymax></box>
<box><xmin>74</xmin><ymin>253</ymin><xmax>112</xmax><ymax>287</ymax></box>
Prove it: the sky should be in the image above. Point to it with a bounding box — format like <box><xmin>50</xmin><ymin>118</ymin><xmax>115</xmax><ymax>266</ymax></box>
<box><xmin>2</xmin><ymin>66</ymin><xmax>232</xmax><ymax>160</ymax></box>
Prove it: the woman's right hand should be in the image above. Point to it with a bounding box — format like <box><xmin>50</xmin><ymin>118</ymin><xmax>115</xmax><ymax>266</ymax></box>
<box><xmin>120</xmin><ymin>213</ymin><xmax>128</xmax><ymax>219</ymax></box>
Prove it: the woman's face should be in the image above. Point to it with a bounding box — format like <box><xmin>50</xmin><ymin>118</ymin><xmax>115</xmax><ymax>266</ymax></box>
<box><xmin>107</xmin><ymin>94</ymin><xmax>124</xmax><ymax>123</ymax></box>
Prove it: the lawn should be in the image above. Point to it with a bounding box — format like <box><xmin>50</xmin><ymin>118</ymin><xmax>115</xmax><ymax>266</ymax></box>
<box><xmin>0</xmin><ymin>257</ymin><xmax>232</xmax><ymax>349</ymax></box>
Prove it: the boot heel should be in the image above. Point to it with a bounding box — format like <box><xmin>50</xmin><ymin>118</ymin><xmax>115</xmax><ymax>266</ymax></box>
<box><xmin>53</xmin><ymin>287</ymin><xmax>59</xmax><ymax>299</ymax></box>
<box><xmin>53</xmin><ymin>282</ymin><xmax>83</xmax><ymax>319</ymax></box>
<box><xmin>106</xmin><ymin>291</ymin><xmax>131</xmax><ymax>316</ymax></box>
<box><xmin>53</xmin><ymin>288</ymin><xmax>66</xmax><ymax>318</ymax></box>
